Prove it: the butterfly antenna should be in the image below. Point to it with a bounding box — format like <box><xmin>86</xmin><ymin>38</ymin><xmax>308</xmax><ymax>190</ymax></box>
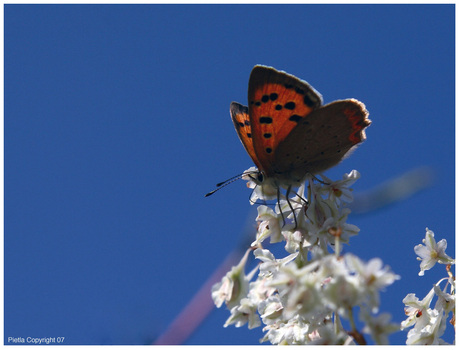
<box><xmin>214</xmin><ymin>173</ymin><xmax>246</xmax><ymax>187</ymax></box>
<box><xmin>205</xmin><ymin>178</ymin><xmax>239</xmax><ymax>197</ymax></box>
<box><xmin>205</xmin><ymin>170</ymin><xmax>260</xmax><ymax>197</ymax></box>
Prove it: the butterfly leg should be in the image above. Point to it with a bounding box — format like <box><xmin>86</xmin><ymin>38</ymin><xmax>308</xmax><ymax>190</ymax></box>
<box><xmin>285</xmin><ymin>185</ymin><xmax>298</xmax><ymax>229</ymax></box>
<box><xmin>277</xmin><ymin>186</ymin><xmax>286</xmax><ymax>227</ymax></box>
<box><xmin>293</xmin><ymin>189</ymin><xmax>309</xmax><ymax>206</ymax></box>
<box><xmin>310</xmin><ymin>173</ymin><xmax>330</xmax><ymax>185</ymax></box>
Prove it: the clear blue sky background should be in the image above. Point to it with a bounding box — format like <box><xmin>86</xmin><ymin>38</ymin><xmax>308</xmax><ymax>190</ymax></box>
<box><xmin>5</xmin><ymin>4</ymin><xmax>455</xmax><ymax>345</ymax></box>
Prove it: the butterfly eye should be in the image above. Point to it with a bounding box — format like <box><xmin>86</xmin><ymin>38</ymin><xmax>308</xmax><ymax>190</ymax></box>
<box><xmin>257</xmin><ymin>173</ymin><xmax>264</xmax><ymax>183</ymax></box>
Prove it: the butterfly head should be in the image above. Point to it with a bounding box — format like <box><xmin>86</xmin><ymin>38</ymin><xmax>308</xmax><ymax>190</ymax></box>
<box><xmin>245</xmin><ymin>170</ymin><xmax>264</xmax><ymax>185</ymax></box>
<box><xmin>241</xmin><ymin>167</ymin><xmax>281</xmax><ymax>201</ymax></box>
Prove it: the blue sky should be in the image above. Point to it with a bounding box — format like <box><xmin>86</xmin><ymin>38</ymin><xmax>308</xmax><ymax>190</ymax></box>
<box><xmin>4</xmin><ymin>4</ymin><xmax>455</xmax><ymax>345</ymax></box>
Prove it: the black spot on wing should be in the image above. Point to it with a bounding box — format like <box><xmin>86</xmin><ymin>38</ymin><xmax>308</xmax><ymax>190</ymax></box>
<box><xmin>284</xmin><ymin>102</ymin><xmax>296</xmax><ymax>110</ymax></box>
<box><xmin>259</xmin><ymin>116</ymin><xmax>273</xmax><ymax>124</ymax></box>
<box><xmin>289</xmin><ymin>114</ymin><xmax>302</xmax><ymax>123</ymax></box>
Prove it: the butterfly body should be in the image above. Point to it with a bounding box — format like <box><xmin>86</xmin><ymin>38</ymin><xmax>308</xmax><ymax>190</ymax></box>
<box><xmin>231</xmin><ymin>65</ymin><xmax>371</xmax><ymax>187</ymax></box>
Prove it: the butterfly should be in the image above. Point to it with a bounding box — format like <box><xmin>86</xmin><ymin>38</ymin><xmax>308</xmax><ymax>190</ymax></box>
<box><xmin>230</xmin><ymin>65</ymin><xmax>371</xmax><ymax>191</ymax></box>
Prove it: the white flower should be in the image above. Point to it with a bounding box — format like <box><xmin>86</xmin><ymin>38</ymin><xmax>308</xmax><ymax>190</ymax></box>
<box><xmin>346</xmin><ymin>254</ymin><xmax>400</xmax><ymax>311</ymax></box>
<box><xmin>253</xmin><ymin>248</ymin><xmax>277</xmax><ymax>273</ymax></box>
<box><xmin>401</xmin><ymin>283</ymin><xmax>454</xmax><ymax>345</ymax></box>
<box><xmin>258</xmin><ymin>295</ymin><xmax>283</xmax><ymax>325</ymax></box>
<box><xmin>247</xmin><ymin>276</ymin><xmax>276</xmax><ymax>305</ymax></box>
<box><xmin>253</xmin><ymin>248</ymin><xmax>297</xmax><ymax>275</ymax></box>
<box><xmin>360</xmin><ymin>310</ymin><xmax>400</xmax><ymax>345</ymax></box>
<box><xmin>401</xmin><ymin>289</ymin><xmax>451</xmax><ymax>344</ymax></box>
<box><xmin>321</xmin><ymin>208</ymin><xmax>360</xmax><ymax>244</ymax></box>
<box><xmin>322</xmin><ymin>273</ymin><xmax>362</xmax><ymax>314</ymax></box>
<box><xmin>401</xmin><ymin>230</ymin><xmax>455</xmax><ymax>345</ymax></box>
<box><xmin>261</xmin><ymin>315</ymin><xmax>310</xmax><ymax>344</ymax></box>
<box><xmin>252</xmin><ymin>205</ymin><xmax>283</xmax><ymax>246</ymax></box>
<box><xmin>213</xmin><ymin>169</ymin><xmax>403</xmax><ymax>345</ymax></box>
<box><xmin>306</xmin><ymin>195</ymin><xmax>359</xmax><ymax>249</ymax></box>
<box><xmin>264</xmin><ymin>260</ymin><xmax>324</xmax><ymax>321</ymax></box>
<box><xmin>319</xmin><ymin>170</ymin><xmax>361</xmax><ymax>205</ymax></box>
<box><xmin>433</xmin><ymin>283</ymin><xmax>455</xmax><ymax>314</ymax></box>
<box><xmin>305</xmin><ymin>192</ymin><xmax>333</xmax><ymax>232</ymax></box>
<box><xmin>283</xmin><ymin>269</ymin><xmax>323</xmax><ymax>320</ymax></box>
<box><xmin>211</xmin><ymin>249</ymin><xmax>251</xmax><ymax>309</ymax></box>
<box><xmin>308</xmin><ymin>322</ymin><xmax>353</xmax><ymax>345</ymax></box>
<box><xmin>224</xmin><ymin>297</ymin><xmax>261</xmax><ymax>329</ymax></box>
<box><xmin>282</xmin><ymin>228</ymin><xmax>304</xmax><ymax>253</ymax></box>
<box><xmin>315</xmin><ymin>254</ymin><xmax>350</xmax><ymax>277</ymax></box>
<box><xmin>401</xmin><ymin>290</ymin><xmax>435</xmax><ymax>330</ymax></box>
<box><xmin>405</xmin><ymin>307</ymin><xmax>447</xmax><ymax>345</ymax></box>
<box><xmin>414</xmin><ymin>228</ymin><xmax>455</xmax><ymax>276</ymax></box>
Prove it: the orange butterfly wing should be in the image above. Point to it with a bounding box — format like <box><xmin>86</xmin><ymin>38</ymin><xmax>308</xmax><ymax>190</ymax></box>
<box><xmin>231</xmin><ymin>65</ymin><xmax>371</xmax><ymax>185</ymax></box>
<box><xmin>247</xmin><ymin>65</ymin><xmax>323</xmax><ymax>177</ymax></box>
<box><xmin>230</xmin><ymin>102</ymin><xmax>263</xmax><ymax>170</ymax></box>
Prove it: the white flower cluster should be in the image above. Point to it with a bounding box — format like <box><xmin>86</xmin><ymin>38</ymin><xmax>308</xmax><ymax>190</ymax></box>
<box><xmin>212</xmin><ymin>169</ymin><xmax>400</xmax><ymax>344</ymax></box>
<box><xmin>401</xmin><ymin>228</ymin><xmax>455</xmax><ymax>345</ymax></box>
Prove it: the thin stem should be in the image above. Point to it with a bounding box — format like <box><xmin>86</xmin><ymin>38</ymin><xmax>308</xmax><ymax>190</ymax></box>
<box><xmin>346</xmin><ymin>308</ymin><xmax>367</xmax><ymax>345</ymax></box>
<box><xmin>335</xmin><ymin>234</ymin><xmax>341</xmax><ymax>258</ymax></box>
<box><xmin>347</xmin><ymin>307</ymin><xmax>356</xmax><ymax>332</ymax></box>
<box><xmin>333</xmin><ymin>312</ymin><xmax>340</xmax><ymax>335</ymax></box>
